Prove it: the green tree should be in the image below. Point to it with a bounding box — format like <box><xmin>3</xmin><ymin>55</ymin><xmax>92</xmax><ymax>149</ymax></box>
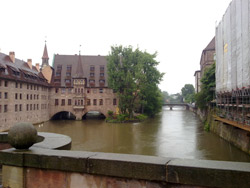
<box><xmin>162</xmin><ymin>91</ymin><xmax>169</xmax><ymax>103</ymax></box>
<box><xmin>107</xmin><ymin>45</ymin><xmax>164</xmax><ymax>117</ymax></box>
<box><xmin>195</xmin><ymin>63</ymin><xmax>215</xmax><ymax>109</ymax></box>
<box><xmin>181</xmin><ymin>84</ymin><xmax>195</xmax><ymax>103</ymax></box>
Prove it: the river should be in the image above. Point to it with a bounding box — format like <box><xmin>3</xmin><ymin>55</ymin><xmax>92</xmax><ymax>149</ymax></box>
<box><xmin>36</xmin><ymin>107</ymin><xmax>250</xmax><ymax>162</ymax></box>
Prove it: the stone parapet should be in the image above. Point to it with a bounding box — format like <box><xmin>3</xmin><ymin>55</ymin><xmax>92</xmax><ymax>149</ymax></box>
<box><xmin>0</xmin><ymin>148</ymin><xmax>250</xmax><ymax>188</ymax></box>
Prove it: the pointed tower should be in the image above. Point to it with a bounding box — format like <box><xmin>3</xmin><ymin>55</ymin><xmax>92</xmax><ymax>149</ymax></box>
<box><xmin>42</xmin><ymin>41</ymin><xmax>49</xmax><ymax>68</ymax></box>
<box><xmin>75</xmin><ymin>52</ymin><xmax>84</xmax><ymax>78</ymax></box>
<box><xmin>73</xmin><ymin>52</ymin><xmax>85</xmax><ymax>118</ymax></box>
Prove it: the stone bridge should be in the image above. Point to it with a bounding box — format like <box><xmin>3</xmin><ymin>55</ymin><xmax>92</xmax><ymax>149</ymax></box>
<box><xmin>0</xmin><ymin>132</ymin><xmax>250</xmax><ymax>188</ymax></box>
<box><xmin>50</xmin><ymin>104</ymin><xmax>117</xmax><ymax>120</ymax></box>
<box><xmin>163</xmin><ymin>103</ymin><xmax>190</xmax><ymax>110</ymax></box>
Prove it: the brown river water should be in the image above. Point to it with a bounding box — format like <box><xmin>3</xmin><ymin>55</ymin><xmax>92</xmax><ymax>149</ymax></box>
<box><xmin>36</xmin><ymin>107</ymin><xmax>250</xmax><ymax>162</ymax></box>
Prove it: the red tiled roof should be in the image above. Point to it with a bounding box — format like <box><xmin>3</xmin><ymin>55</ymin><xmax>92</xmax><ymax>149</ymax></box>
<box><xmin>0</xmin><ymin>52</ymin><xmax>49</xmax><ymax>86</ymax></box>
<box><xmin>53</xmin><ymin>54</ymin><xmax>107</xmax><ymax>87</ymax></box>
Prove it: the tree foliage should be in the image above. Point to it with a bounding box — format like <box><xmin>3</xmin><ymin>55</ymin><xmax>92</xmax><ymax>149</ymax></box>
<box><xmin>107</xmin><ymin>45</ymin><xmax>164</xmax><ymax>117</ymax></box>
<box><xmin>195</xmin><ymin>63</ymin><xmax>216</xmax><ymax>109</ymax></box>
<box><xmin>181</xmin><ymin>84</ymin><xmax>195</xmax><ymax>103</ymax></box>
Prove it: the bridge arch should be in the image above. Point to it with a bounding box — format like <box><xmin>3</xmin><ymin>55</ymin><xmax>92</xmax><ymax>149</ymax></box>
<box><xmin>82</xmin><ymin>110</ymin><xmax>106</xmax><ymax>119</ymax></box>
<box><xmin>51</xmin><ymin>111</ymin><xmax>76</xmax><ymax>120</ymax></box>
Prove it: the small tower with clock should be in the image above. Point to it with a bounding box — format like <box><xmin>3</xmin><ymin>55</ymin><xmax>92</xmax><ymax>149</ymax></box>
<box><xmin>73</xmin><ymin>52</ymin><xmax>86</xmax><ymax>117</ymax></box>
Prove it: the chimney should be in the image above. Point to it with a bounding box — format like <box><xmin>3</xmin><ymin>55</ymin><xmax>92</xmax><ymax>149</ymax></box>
<box><xmin>9</xmin><ymin>52</ymin><xmax>15</xmax><ymax>63</ymax></box>
<box><xmin>27</xmin><ymin>59</ymin><xmax>32</xmax><ymax>69</ymax></box>
<box><xmin>35</xmin><ymin>63</ymin><xmax>40</xmax><ymax>72</ymax></box>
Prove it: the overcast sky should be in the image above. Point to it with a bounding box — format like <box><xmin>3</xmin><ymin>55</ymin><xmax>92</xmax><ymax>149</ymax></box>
<box><xmin>0</xmin><ymin>0</ymin><xmax>231</xmax><ymax>94</ymax></box>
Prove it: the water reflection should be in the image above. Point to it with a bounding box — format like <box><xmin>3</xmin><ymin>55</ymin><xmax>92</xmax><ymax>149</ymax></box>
<box><xmin>36</xmin><ymin>107</ymin><xmax>250</xmax><ymax>162</ymax></box>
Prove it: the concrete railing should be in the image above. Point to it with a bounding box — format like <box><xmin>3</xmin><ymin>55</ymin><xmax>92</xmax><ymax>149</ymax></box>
<box><xmin>0</xmin><ymin>133</ymin><xmax>250</xmax><ymax>188</ymax></box>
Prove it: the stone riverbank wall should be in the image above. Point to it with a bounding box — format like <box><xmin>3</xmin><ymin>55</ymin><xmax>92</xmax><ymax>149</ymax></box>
<box><xmin>0</xmin><ymin>132</ymin><xmax>250</xmax><ymax>188</ymax></box>
<box><xmin>189</xmin><ymin>105</ymin><xmax>250</xmax><ymax>155</ymax></box>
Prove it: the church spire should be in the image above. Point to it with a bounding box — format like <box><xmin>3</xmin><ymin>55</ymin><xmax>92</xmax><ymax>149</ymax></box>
<box><xmin>75</xmin><ymin>51</ymin><xmax>84</xmax><ymax>78</ymax></box>
<box><xmin>42</xmin><ymin>41</ymin><xmax>49</xmax><ymax>68</ymax></box>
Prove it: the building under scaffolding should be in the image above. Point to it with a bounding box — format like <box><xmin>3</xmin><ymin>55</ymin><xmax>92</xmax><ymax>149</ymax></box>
<box><xmin>215</xmin><ymin>0</ymin><xmax>250</xmax><ymax>127</ymax></box>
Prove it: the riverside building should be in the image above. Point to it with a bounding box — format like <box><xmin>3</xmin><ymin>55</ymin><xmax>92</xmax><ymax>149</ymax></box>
<box><xmin>0</xmin><ymin>44</ymin><xmax>118</xmax><ymax>131</ymax></box>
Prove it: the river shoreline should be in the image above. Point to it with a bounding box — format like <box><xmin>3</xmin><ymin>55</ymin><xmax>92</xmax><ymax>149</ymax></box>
<box><xmin>190</xmin><ymin>106</ymin><xmax>250</xmax><ymax>156</ymax></box>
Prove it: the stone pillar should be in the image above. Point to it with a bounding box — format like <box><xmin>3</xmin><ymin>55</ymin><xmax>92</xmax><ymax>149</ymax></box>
<box><xmin>3</xmin><ymin>165</ymin><xmax>24</xmax><ymax>188</ymax></box>
<box><xmin>75</xmin><ymin>111</ymin><xmax>83</xmax><ymax>120</ymax></box>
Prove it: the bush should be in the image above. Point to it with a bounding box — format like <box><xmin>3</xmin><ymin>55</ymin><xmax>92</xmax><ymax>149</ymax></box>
<box><xmin>135</xmin><ymin>114</ymin><xmax>148</xmax><ymax>121</ymax></box>
<box><xmin>108</xmin><ymin>110</ymin><xmax>114</xmax><ymax>117</ymax></box>
<box><xmin>204</xmin><ymin>121</ymin><xmax>210</xmax><ymax>132</ymax></box>
<box><xmin>117</xmin><ymin>114</ymin><xmax>129</xmax><ymax>122</ymax></box>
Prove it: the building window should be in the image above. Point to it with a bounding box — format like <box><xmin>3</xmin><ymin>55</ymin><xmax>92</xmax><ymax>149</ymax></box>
<box><xmin>31</xmin><ymin>85</ymin><xmax>33</xmax><ymax>90</ymax></box>
<box><xmin>37</xmin><ymin>104</ymin><xmax>39</xmax><ymax>110</ymax></box>
<box><xmin>113</xmin><ymin>98</ymin><xmax>117</xmax><ymax>105</ymax></box>
<box><xmin>57</xmin><ymin>65</ymin><xmax>62</xmax><ymax>70</ymax></box>
<box><xmin>93</xmin><ymin>99</ymin><xmax>97</xmax><ymax>105</ymax></box>
<box><xmin>90</xmin><ymin>73</ymin><xmax>94</xmax><ymax>77</ymax></box>
<box><xmin>99</xmin><ymin>99</ymin><xmax>103</xmax><ymax>105</ymax></box>
<box><xmin>100</xmin><ymin>73</ymin><xmax>104</xmax><ymax>77</ymax></box>
<box><xmin>61</xmin><ymin>99</ymin><xmax>65</xmax><ymax>106</ymax></box>
<box><xmin>20</xmin><ymin>93</ymin><xmax>22</xmax><ymax>100</ymax></box>
<box><xmin>61</xmin><ymin>88</ymin><xmax>66</xmax><ymax>94</ymax></box>
<box><xmin>65</xmin><ymin>79</ymin><xmax>71</xmax><ymax>83</ymax></box>
<box><xmin>87</xmin><ymin>89</ymin><xmax>90</xmax><ymax>93</ymax></box>
<box><xmin>99</xmin><ymin>79</ymin><xmax>105</xmax><ymax>86</ymax></box>
<box><xmin>56</xmin><ymin>72</ymin><xmax>61</xmax><ymax>76</ymax></box>
<box><xmin>89</xmin><ymin>79</ymin><xmax>95</xmax><ymax>87</ymax></box>
<box><xmin>15</xmin><ymin>82</ymin><xmax>18</xmax><ymax>88</ymax></box>
<box><xmin>4</xmin><ymin>92</ymin><xmax>7</xmax><ymax>99</ymax></box>
<box><xmin>100</xmin><ymin>66</ymin><xmax>104</xmax><ymax>71</ymax></box>
<box><xmin>30</xmin><ymin>104</ymin><xmax>32</xmax><ymax>110</ymax></box>
<box><xmin>90</xmin><ymin>66</ymin><xmax>95</xmax><ymax>71</ymax></box>
<box><xmin>19</xmin><ymin>104</ymin><xmax>22</xmax><ymax>111</ymax></box>
<box><xmin>27</xmin><ymin>84</ymin><xmax>29</xmax><ymax>89</ymax></box>
<box><xmin>30</xmin><ymin>94</ymin><xmax>32</xmax><ymax>100</ymax></box>
<box><xmin>75</xmin><ymin>88</ymin><xmax>77</xmax><ymax>94</ymax></box>
<box><xmin>81</xmin><ymin>88</ymin><xmax>83</xmax><ymax>93</ymax></box>
<box><xmin>15</xmin><ymin>104</ymin><xmax>18</xmax><ymax>112</ymax></box>
<box><xmin>34</xmin><ymin>95</ymin><xmax>36</xmax><ymax>100</ymax></box>
<box><xmin>26</xmin><ymin>104</ymin><xmax>29</xmax><ymax>111</ymax></box>
<box><xmin>68</xmin><ymin>99</ymin><xmax>71</xmax><ymax>105</ymax></box>
<box><xmin>68</xmin><ymin>88</ymin><xmax>72</xmax><ymax>93</ymax></box>
<box><xmin>34</xmin><ymin>104</ymin><xmax>36</xmax><ymax>110</ymax></box>
<box><xmin>4</xmin><ymin>81</ymin><xmax>8</xmax><ymax>87</ymax></box>
<box><xmin>87</xmin><ymin>99</ymin><xmax>91</xmax><ymax>105</ymax></box>
<box><xmin>27</xmin><ymin>94</ymin><xmax>29</xmax><ymax>100</ymax></box>
<box><xmin>99</xmin><ymin>88</ymin><xmax>103</xmax><ymax>93</ymax></box>
<box><xmin>55</xmin><ymin>99</ymin><xmax>59</xmax><ymax>106</ymax></box>
<box><xmin>15</xmin><ymin>93</ymin><xmax>18</xmax><ymax>99</ymax></box>
<box><xmin>81</xmin><ymin>100</ymin><xmax>83</xmax><ymax>106</ymax></box>
<box><xmin>55</xmin><ymin>88</ymin><xmax>59</xmax><ymax>93</ymax></box>
<box><xmin>66</xmin><ymin>72</ymin><xmax>71</xmax><ymax>77</ymax></box>
<box><xmin>4</xmin><ymin>105</ymin><xmax>7</xmax><ymax>112</ymax></box>
<box><xmin>67</xmin><ymin>65</ymin><xmax>72</xmax><ymax>71</ymax></box>
<box><xmin>20</xmin><ymin>83</ymin><xmax>22</xmax><ymax>88</ymax></box>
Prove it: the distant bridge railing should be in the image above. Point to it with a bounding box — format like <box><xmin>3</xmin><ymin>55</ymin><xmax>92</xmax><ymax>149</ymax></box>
<box><xmin>163</xmin><ymin>103</ymin><xmax>190</xmax><ymax>110</ymax></box>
